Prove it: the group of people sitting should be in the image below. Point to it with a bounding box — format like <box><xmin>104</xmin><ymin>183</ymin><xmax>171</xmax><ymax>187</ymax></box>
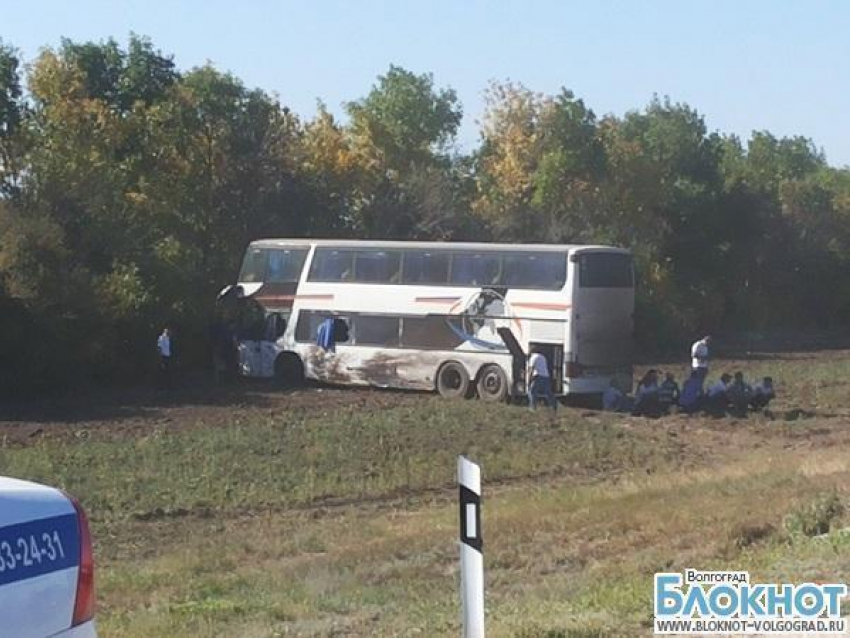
<box><xmin>603</xmin><ymin>368</ymin><xmax>776</xmax><ymax>418</ymax></box>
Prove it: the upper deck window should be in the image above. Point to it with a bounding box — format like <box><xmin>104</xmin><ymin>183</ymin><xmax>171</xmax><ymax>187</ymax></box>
<box><xmin>304</xmin><ymin>245</ymin><xmax>571</xmax><ymax>290</ymax></box>
<box><xmin>502</xmin><ymin>253</ymin><xmax>567</xmax><ymax>289</ymax></box>
<box><xmin>449</xmin><ymin>253</ymin><xmax>502</xmax><ymax>286</ymax></box>
<box><xmin>354</xmin><ymin>250</ymin><xmax>402</xmax><ymax>283</ymax></box>
<box><xmin>402</xmin><ymin>251</ymin><xmax>450</xmax><ymax>284</ymax></box>
<box><xmin>578</xmin><ymin>253</ymin><xmax>634</xmax><ymax>288</ymax></box>
<box><xmin>309</xmin><ymin>249</ymin><xmax>356</xmax><ymax>282</ymax></box>
<box><xmin>267</xmin><ymin>249</ymin><xmax>309</xmax><ymax>283</ymax></box>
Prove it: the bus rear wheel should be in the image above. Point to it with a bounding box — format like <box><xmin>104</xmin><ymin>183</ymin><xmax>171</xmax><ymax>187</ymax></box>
<box><xmin>477</xmin><ymin>364</ymin><xmax>509</xmax><ymax>402</ymax></box>
<box><xmin>437</xmin><ymin>361</ymin><xmax>471</xmax><ymax>399</ymax></box>
<box><xmin>275</xmin><ymin>353</ymin><xmax>304</xmax><ymax>390</ymax></box>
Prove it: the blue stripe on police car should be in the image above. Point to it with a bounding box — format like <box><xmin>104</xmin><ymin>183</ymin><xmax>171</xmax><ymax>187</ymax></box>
<box><xmin>0</xmin><ymin>513</ymin><xmax>80</xmax><ymax>586</ymax></box>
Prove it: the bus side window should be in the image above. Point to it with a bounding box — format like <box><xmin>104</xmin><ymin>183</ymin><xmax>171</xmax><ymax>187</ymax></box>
<box><xmin>309</xmin><ymin>249</ymin><xmax>356</xmax><ymax>282</ymax></box>
<box><xmin>354</xmin><ymin>251</ymin><xmax>401</xmax><ymax>283</ymax></box>
<box><xmin>402</xmin><ymin>251</ymin><xmax>450</xmax><ymax>284</ymax></box>
<box><xmin>353</xmin><ymin>315</ymin><xmax>399</xmax><ymax>347</ymax></box>
<box><xmin>295</xmin><ymin>311</ymin><xmax>325</xmax><ymax>342</ymax></box>
<box><xmin>503</xmin><ymin>253</ymin><xmax>567</xmax><ymax>289</ymax></box>
<box><xmin>450</xmin><ymin>253</ymin><xmax>502</xmax><ymax>286</ymax></box>
<box><xmin>333</xmin><ymin>317</ymin><xmax>350</xmax><ymax>342</ymax></box>
<box><xmin>295</xmin><ymin>311</ymin><xmax>349</xmax><ymax>344</ymax></box>
<box><xmin>267</xmin><ymin>249</ymin><xmax>309</xmax><ymax>283</ymax></box>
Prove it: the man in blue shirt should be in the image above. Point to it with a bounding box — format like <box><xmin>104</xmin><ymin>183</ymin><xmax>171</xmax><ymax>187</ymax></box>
<box><xmin>678</xmin><ymin>370</ymin><xmax>705</xmax><ymax>415</ymax></box>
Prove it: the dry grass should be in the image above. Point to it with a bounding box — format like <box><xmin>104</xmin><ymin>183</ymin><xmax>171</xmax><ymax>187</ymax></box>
<box><xmin>93</xmin><ymin>446</ymin><xmax>850</xmax><ymax>636</ymax></box>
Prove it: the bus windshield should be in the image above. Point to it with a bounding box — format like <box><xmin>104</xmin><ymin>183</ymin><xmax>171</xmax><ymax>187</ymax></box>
<box><xmin>239</xmin><ymin>247</ymin><xmax>309</xmax><ymax>284</ymax></box>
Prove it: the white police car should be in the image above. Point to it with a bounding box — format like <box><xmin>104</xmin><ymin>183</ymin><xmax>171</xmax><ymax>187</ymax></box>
<box><xmin>0</xmin><ymin>477</ymin><xmax>96</xmax><ymax>638</ymax></box>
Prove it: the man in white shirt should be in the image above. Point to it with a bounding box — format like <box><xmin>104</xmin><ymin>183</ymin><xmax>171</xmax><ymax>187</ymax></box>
<box><xmin>157</xmin><ymin>327</ymin><xmax>173</xmax><ymax>388</ymax></box>
<box><xmin>690</xmin><ymin>335</ymin><xmax>712</xmax><ymax>379</ymax></box>
<box><xmin>527</xmin><ymin>348</ymin><xmax>557</xmax><ymax>412</ymax></box>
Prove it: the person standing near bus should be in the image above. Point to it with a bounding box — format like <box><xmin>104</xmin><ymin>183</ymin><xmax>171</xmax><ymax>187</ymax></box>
<box><xmin>157</xmin><ymin>327</ymin><xmax>173</xmax><ymax>389</ymax></box>
<box><xmin>690</xmin><ymin>335</ymin><xmax>712</xmax><ymax>379</ymax></box>
<box><xmin>527</xmin><ymin>348</ymin><xmax>557</xmax><ymax>412</ymax></box>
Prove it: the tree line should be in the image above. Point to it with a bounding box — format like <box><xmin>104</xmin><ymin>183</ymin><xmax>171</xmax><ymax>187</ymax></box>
<box><xmin>1</xmin><ymin>35</ymin><xmax>848</xmax><ymax>394</ymax></box>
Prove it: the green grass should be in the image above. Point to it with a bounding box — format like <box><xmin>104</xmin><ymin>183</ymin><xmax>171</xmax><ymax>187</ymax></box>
<box><xmin>0</xmin><ymin>400</ymin><xmax>671</xmax><ymax>528</ymax></box>
<box><xmin>2</xmin><ymin>351</ymin><xmax>850</xmax><ymax>636</ymax></box>
<box><xmin>89</xmin><ymin>451</ymin><xmax>850</xmax><ymax>636</ymax></box>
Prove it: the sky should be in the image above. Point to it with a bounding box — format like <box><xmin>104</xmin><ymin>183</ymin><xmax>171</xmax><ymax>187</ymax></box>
<box><xmin>3</xmin><ymin>0</ymin><xmax>849</xmax><ymax>166</ymax></box>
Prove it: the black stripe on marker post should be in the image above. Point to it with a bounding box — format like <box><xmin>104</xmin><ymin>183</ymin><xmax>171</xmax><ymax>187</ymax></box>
<box><xmin>459</xmin><ymin>484</ymin><xmax>482</xmax><ymax>552</ymax></box>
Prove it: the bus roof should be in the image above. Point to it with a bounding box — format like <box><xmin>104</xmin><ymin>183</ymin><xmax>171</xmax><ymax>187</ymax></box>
<box><xmin>246</xmin><ymin>238</ymin><xmax>630</xmax><ymax>254</ymax></box>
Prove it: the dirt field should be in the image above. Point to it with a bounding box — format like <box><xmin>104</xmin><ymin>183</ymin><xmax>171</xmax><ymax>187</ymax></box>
<box><xmin>3</xmin><ymin>349</ymin><xmax>847</xmax><ymax>442</ymax></box>
<box><xmin>1</xmin><ymin>351</ymin><xmax>849</xmax><ymax>636</ymax></box>
<box><xmin>0</xmin><ymin>381</ymin><xmax>427</xmax><ymax>446</ymax></box>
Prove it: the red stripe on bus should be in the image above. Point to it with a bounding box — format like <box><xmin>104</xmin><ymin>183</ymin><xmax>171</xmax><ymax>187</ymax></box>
<box><xmin>512</xmin><ymin>302</ymin><xmax>571</xmax><ymax>311</ymax></box>
<box><xmin>257</xmin><ymin>293</ymin><xmax>334</xmax><ymax>302</ymax></box>
<box><xmin>415</xmin><ymin>296</ymin><xmax>461</xmax><ymax>303</ymax></box>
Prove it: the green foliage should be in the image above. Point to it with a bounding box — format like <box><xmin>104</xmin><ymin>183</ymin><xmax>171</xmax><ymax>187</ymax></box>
<box><xmin>0</xmin><ymin>39</ymin><xmax>22</xmax><ymax>135</ymax></box>
<box><xmin>0</xmin><ymin>39</ymin><xmax>24</xmax><ymax>196</ymax></box>
<box><xmin>0</xmin><ymin>33</ymin><xmax>849</xmax><ymax>392</ymax></box>
<box><xmin>784</xmin><ymin>493</ymin><xmax>845</xmax><ymax>538</ymax></box>
<box><xmin>347</xmin><ymin>64</ymin><xmax>462</xmax><ymax>170</ymax></box>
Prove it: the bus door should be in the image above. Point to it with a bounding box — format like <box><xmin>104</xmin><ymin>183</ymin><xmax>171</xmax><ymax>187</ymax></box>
<box><xmin>496</xmin><ymin>326</ymin><xmax>527</xmax><ymax>395</ymax></box>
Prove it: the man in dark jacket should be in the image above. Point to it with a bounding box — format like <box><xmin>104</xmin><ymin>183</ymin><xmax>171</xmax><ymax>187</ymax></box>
<box><xmin>658</xmin><ymin>372</ymin><xmax>680</xmax><ymax>414</ymax></box>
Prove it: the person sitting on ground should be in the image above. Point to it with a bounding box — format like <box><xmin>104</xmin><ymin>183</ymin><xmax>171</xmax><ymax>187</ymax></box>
<box><xmin>602</xmin><ymin>379</ymin><xmax>623</xmax><ymax>412</ymax></box>
<box><xmin>602</xmin><ymin>379</ymin><xmax>634</xmax><ymax>413</ymax></box>
<box><xmin>750</xmin><ymin>376</ymin><xmax>776</xmax><ymax>411</ymax></box>
<box><xmin>633</xmin><ymin>369</ymin><xmax>662</xmax><ymax>418</ymax></box>
<box><xmin>678</xmin><ymin>370</ymin><xmax>705</xmax><ymax>415</ymax></box>
<box><xmin>705</xmin><ymin>373</ymin><xmax>733</xmax><ymax>417</ymax></box>
<box><xmin>727</xmin><ymin>371</ymin><xmax>752</xmax><ymax>418</ymax></box>
<box><xmin>658</xmin><ymin>371</ymin><xmax>681</xmax><ymax>415</ymax></box>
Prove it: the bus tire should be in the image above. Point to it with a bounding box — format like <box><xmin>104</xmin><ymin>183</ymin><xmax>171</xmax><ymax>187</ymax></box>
<box><xmin>476</xmin><ymin>364</ymin><xmax>509</xmax><ymax>402</ymax></box>
<box><xmin>436</xmin><ymin>361</ymin><xmax>471</xmax><ymax>399</ymax></box>
<box><xmin>275</xmin><ymin>353</ymin><xmax>304</xmax><ymax>389</ymax></box>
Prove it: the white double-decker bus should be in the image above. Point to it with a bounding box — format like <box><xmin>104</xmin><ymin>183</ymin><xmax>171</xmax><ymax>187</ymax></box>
<box><xmin>222</xmin><ymin>239</ymin><xmax>634</xmax><ymax>400</ymax></box>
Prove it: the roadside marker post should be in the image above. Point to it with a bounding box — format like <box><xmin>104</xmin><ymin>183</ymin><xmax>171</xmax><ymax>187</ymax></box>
<box><xmin>458</xmin><ymin>455</ymin><xmax>484</xmax><ymax>638</ymax></box>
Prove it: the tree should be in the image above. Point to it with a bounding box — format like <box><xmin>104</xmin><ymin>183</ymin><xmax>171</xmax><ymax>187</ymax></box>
<box><xmin>347</xmin><ymin>65</ymin><xmax>462</xmax><ymax>172</ymax></box>
<box><xmin>344</xmin><ymin>66</ymin><xmax>465</xmax><ymax>236</ymax></box>
<box><xmin>2</xmin><ymin>33</ymin><xmax>850</xmax><ymax>391</ymax></box>
<box><xmin>473</xmin><ymin>81</ymin><xmax>552</xmax><ymax>239</ymax></box>
<box><xmin>0</xmin><ymin>39</ymin><xmax>23</xmax><ymax>195</ymax></box>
